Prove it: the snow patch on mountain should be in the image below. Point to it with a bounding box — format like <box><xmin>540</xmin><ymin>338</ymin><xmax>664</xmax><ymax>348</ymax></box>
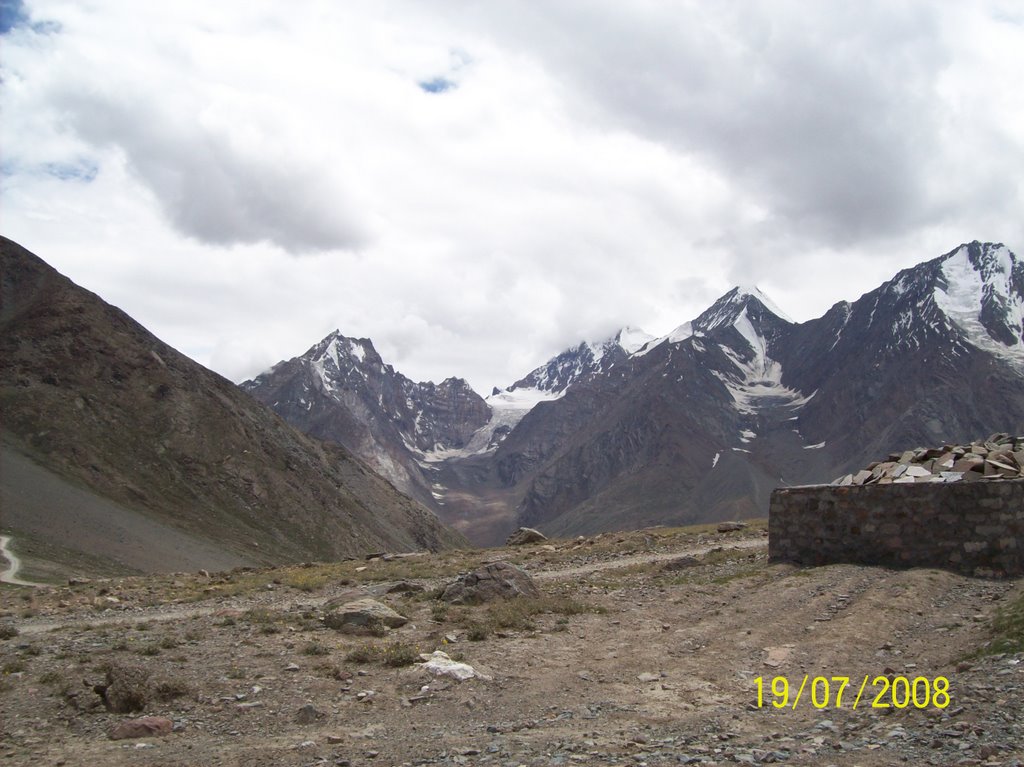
<box><xmin>617</xmin><ymin>326</ymin><xmax>657</xmax><ymax>354</ymax></box>
<box><xmin>636</xmin><ymin>321</ymin><xmax>695</xmax><ymax>356</ymax></box>
<box><xmin>714</xmin><ymin>307</ymin><xmax>813</xmax><ymax>414</ymax></box>
<box><xmin>418</xmin><ymin>387</ymin><xmax>564</xmax><ymax>463</ymax></box>
<box><xmin>349</xmin><ymin>339</ymin><xmax>366</xmax><ymax>363</ymax></box>
<box><xmin>933</xmin><ymin>244</ymin><xmax>1024</xmax><ymax>371</ymax></box>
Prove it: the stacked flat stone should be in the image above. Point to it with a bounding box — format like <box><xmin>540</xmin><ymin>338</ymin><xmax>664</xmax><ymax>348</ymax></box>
<box><xmin>832</xmin><ymin>433</ymin><xmax>1024</xmax><ymax>486</ymax></box>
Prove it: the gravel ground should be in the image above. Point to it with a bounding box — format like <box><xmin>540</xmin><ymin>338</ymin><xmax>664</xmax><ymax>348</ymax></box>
<box><xmin>1</xmin><ymin>525</ymin><xmax>1022</xmax><ymax>766</ymax></box>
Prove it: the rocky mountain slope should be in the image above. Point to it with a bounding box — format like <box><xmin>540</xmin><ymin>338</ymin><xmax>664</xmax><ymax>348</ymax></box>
<box><xmin>0</xmin><ymin>237</ymin><xmax>465</xmax><ymax>575</ymax></box>
<box><xmin>244</xmin><ymin>241</ymin><xmax>1024</xmax><ymax>545</ymax></box>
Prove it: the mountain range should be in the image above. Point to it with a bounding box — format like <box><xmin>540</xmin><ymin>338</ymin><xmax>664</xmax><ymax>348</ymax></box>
<box><xmin>244</xmin><ymin>241</ymin><xmax>1024</xmax><ymax>545</ymax></box>
<box><xmin>0</xmin><ymin>237</ymin><xmax>465</xmax><ymax>576</ymax></box>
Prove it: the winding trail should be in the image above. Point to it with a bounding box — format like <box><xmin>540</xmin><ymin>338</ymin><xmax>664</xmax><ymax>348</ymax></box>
<box><xmin>0</xmin><ymin>534</ymin><xmax>44</xmax><ymax>587</ymax></box>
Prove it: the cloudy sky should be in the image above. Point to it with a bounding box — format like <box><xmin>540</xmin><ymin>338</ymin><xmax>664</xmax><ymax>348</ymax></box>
<box><xmin>2</xmin><ymin>1</ymin><xmax>1022</xmax><ymax>393</ymax></box>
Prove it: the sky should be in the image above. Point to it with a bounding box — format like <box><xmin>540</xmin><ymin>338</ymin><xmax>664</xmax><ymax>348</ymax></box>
<box><xmin>2</xmin><ymin>1</ymin><xmax>1022</xmax><ymax>394</ymax></box>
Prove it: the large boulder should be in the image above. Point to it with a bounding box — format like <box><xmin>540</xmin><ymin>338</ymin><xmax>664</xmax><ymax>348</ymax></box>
<box><xmin>439</xmin><ymin>561</ymin><xmax>540</xmax><ymax>604</ymax></box>
<box><xmin>505</xmin><ymin>527</ymin><xmax>548</xmax><ymax>546</ymax></box>
<box><xmin>323</xmin><ymin>598</ymin><xmax>408</xmax><ymax>634</ymax></box>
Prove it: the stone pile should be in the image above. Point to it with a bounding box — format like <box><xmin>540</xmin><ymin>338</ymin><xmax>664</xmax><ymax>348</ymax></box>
<box><xmin>832</xmin><ymin>433</ymin><xmax>1024</xmax><ymax>486</ymax></box>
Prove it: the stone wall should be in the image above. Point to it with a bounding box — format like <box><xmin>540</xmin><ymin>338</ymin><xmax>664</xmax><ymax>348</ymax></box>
<box><xmin>769</xmin><ymin>479</ymin><xmax>1024</xmax><ymax>577</ymax></box>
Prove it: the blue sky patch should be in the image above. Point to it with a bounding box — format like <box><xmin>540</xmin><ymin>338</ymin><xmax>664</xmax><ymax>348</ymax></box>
<box><xmin>0</xmin><ymin>0</ymin><xmax>27</xmax><ymax>34</ymax></box>
<box><xmin>419</xmin><ymin>77</ymin><xmax>456</xmax><ymax>94</ymax></box>
<box><xmin>44</xmin><ymin>160</ymin><xmax>99</xmax><ymax>183</ymax></box>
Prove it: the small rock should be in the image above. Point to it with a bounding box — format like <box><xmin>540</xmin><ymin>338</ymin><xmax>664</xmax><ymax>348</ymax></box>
<box><xmin>661</xmin><ymin>556</ymin><xmax>700</xmax><ymax>571</ymax></box>
<box><xmin>296</xmin><ymin>704</ymin><xmax>325</xmax><ymax>724</ymax></box>
<box><xmin>108</xmin><ymin>716</ymin><xmax>173</xmax><ymax>741</ymax></box>
<box><xmin>717</xmin><ymin>521</ymin><xmax>747</xmax><ymax>533</ymax></box>
<box><xmin>386</xmin><ymin>581</ymin><xmax>425</xmax><ymax>594</ymax></box>
<box><xmin>505</xmin><ymin>527</ymin><xmax>548</xmax><ymax>546</ymax></box>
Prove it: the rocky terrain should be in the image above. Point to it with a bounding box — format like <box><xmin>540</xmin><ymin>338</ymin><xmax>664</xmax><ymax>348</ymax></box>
<box><xmin>0</xmin><ymin>237</ymin><xmax>465</xmax><ymax>574</ymax></box>
<box><xmin>2</xmin><ymin>523</ymin><xmax>1023</xmax><ymax>766</ymax></box>
<box><xmin>245</xmin><ymin>242</ymin><xmax>1024</xmax><ymax>546</ymax></box>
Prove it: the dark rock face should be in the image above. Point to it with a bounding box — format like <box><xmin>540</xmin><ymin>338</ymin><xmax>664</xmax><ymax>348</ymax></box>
<box><xmin>439</xmin><ymin>561</ymin><xmax>540</xmax><ymax>604</ymax></box>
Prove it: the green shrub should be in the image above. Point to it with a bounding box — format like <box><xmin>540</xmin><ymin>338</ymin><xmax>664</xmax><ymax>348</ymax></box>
<box><xmin>303</xmin><ymin>642</ymin><xmax>331</xmax><ymax>656</ymax></box>
<box><xmin>380</xmin><ymin>640</ymin><xmax>419</xmax><ymax>667</ymax></box>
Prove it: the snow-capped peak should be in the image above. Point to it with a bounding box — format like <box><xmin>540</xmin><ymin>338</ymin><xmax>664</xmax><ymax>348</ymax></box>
<box><xmin>508</xmin><ymin>326</ymin><xmax>653</xmax><ymax>394</ymax></box>
<box><xmin>693</xmin><ymin>285</ymin><xmax>793</xmax><ymax>333</ymax></box>
<box><xmin>615</xmin><ymin>326</ymin><xmax>656</xmax><ymax>354</ymax></box>
<box><xmin>637</xmin><ymin>285</ymin><xmax>792</xmax><ymax>355</ymax></box>
<box><xmin>733</xmin><ymin>285</ymin><xmax>795</xmax><ymax>323</ymax></box>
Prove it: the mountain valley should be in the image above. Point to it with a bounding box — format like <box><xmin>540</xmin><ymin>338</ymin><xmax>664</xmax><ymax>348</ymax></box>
<box><xmin>246</xmin><ymin>242</ymin><xmax>1024</xmax><ymax>545</ymax></box>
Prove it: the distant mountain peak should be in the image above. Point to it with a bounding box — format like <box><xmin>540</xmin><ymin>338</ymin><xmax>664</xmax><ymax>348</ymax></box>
<box><xmin>693</xmin><ymin>285</ymin><xmax>793</xmax><ymax>333</ymax></box>
<box><xmin>509</xmin><ymin>326</ymin><xmax>653</xmax><ymax>395</ymax></box>
<box><xmin>639</xmin><ymin>285</ymin><xmax>792</xmax><ymax>356</ymax></box>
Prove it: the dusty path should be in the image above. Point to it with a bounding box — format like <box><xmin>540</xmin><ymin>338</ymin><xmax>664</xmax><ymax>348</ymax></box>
<box><xmin>11</xmin><ymin>536</ymin><xmax>767</xmax><ymax>635</ymax></box>
<box><xmin>0</xmin><ymin>534</ymin><xmax>43</xmax><ymax>587</ymax></box>
<box><xmin>530</xmin><ymin>535</ymin><xmax>765</xmax><ymax>580</ymax></box>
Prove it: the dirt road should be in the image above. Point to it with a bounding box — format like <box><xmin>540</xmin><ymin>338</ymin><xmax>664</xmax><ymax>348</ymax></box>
<box><xmin>0</xmin><ymin>534</ymin><xmax>42</xmax><ymax>587</ymax></box>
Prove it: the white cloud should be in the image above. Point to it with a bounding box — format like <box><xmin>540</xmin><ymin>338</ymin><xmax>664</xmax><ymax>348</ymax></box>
<box><xmin>2</xmin><ymin>1</ymin><xmax>1022</xmax><ymax>392</ymax></box>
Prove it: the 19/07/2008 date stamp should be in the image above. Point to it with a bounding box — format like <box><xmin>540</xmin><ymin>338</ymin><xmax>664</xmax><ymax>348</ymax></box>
<box><xmin>754</xmin><ymin>675</ymin><xmax>951</xmax><ymax>710</ymax></box>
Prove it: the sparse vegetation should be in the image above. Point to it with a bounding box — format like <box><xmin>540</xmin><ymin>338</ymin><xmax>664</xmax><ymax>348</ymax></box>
<box><xmin>38</xmin><ymin>670</ymin><xmax>63</xmax><ymax>685</ymax></box>
<box><xmin>381</xmin><ymin>640</ymin><xmax>420</xmax><ymax>667</ymax></box>
<box><xmin>446</xmin><ymin>594</ymin><xmax>603</xmax><ymax>641</ymax></box>
<box><xmin>302</xmin><ymin>641</ymin><xmax>331</xmax><ymax>656</ymax></box>
<box><xmin>345</xmin><ymin>643</ymin><xmax>380</xmax><ymax>664</ymax></box>
<box><xmin>345</xmin><ymin>640</ymin><xmax>420</xmax><ymax>667</ymax></box>
<box><xmin>982</xmin><ymin>588</ymin><xmax>1024</xmax><ymax>656</ymax></box>
<box><xmin>153</xmin><ymin>677</ymin><xmax>192</xmax><ymax>701</ymax></box>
